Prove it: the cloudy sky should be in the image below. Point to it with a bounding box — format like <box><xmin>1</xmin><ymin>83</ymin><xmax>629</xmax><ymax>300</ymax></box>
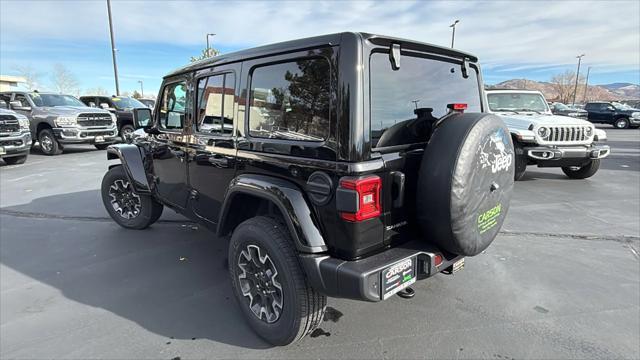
<box><xmin>1</xmin><ymin>0</ymin><xmax>638</xmax><ymax>96</ymax></box>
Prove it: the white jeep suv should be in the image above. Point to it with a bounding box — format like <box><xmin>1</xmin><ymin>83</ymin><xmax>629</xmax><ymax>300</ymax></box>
<box><xmin>486</xmin><ymin>89</ymin><xmax>610</xmax><ymax>180</ymax></box>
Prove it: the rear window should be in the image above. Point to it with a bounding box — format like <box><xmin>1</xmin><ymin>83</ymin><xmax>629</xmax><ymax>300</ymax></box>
<box><xmin>370</xmin><ymin>52</ymin><xmax>481</xmax><ymax>148</ymax></box>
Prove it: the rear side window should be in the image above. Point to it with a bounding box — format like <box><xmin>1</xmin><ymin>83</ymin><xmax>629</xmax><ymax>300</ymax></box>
<box><xmin>159</xmin><ymin>81</ymin><xmax>188</xmax><ymax>130</ymax></box>
<box><xmin>248</xmin><ymin>58</ymin><xmax>330</xmax><ymax>141</ymax></box>
<box><xmin>196</xmin><ymin>73</ymin><xmax>235</xmax><ymax>135</ymax></box>
<box><xmin>370</xmin><ymin>52</ymin><xmax>481</xmax><ymax>148</ymax></box>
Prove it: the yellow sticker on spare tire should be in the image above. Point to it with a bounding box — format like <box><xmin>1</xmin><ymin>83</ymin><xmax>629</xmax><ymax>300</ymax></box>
<box><xmin>478</xmin><ymin>203</ymin><xmax>502</xmax><ymax>234</ymax></box>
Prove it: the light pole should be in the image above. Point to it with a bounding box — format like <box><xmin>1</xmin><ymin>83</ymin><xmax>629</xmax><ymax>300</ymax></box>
<box><xmin>449</xmin><ymin>20</ymin><xmax>460</xmax><ymax>48</ymax></box>
<box><xmin>138</xmin><ymin>80</ymin><xmax>144</xmax><ymax>98</ymax></box>
<box><xmin>572</xmin><ymin>53</ymin><xmax>585</xmax><ymax>106</ymax></box>
<box><xmin>582</xmin><ymin>66</ymin><xmax>591</xmax><ymax>103</ymax></box>
<box><xmin>106</xmin><ymin>0</ymin><xmax>120</xmax><ymax>96</ymax></box>
<box><xmin>206</xmin><ymin>33</ymin><xmax>216</xmax><ymax>57</ymax></box>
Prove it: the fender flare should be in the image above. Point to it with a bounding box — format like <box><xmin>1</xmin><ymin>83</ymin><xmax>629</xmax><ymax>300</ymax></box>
<box><xmin>106</xmin><ymin>144</ymin><xmax>151</xmax><ymax>193</ymax></box>
<box><xmin>218</xmin><ymin>174</ymin><xmax>328</xmax><ymax>253</ymax></box>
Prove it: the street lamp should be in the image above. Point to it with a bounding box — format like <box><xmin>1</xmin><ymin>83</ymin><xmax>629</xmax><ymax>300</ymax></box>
<box><xmin>572</xmin><ymin>53</ymin><xmax>585</xmax><ymax>106</ymax></box>
<box><xmin>138</xmin><ymin>80</ymin><xmax>144</xmax><ymax>98</ymax></box>
<box><xmin>449</xmin><ymin>19</ymin><xmax>460</xmax><ymax>48</ymax></box>
<box><xmin>206</xmin><ymin>33</ymin><xmax>216</xmax><ymax>57</ymax></box>
<box><xmin>106</xmin><ymin>0</ymin><xmax>120</xmax><ymax>95</ymax></box>
<box><xmin>582</xmin><ymin>66</ymin><xmax>591</xmax><ymax>103</ymax></box>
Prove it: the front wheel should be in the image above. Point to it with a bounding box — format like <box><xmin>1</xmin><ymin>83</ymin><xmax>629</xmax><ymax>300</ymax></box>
<box><xmin>228</xmin><ymin>216</ymin><xmax>326</xmax><ymax>346</ymax></box>
<box><xmin>614</xmin><ymin>118</ymin><xmax>630</xmax><ymax>129</ymax></box>
<box><xmin>562</xmin><ymin>159</ymin><xmax>600</xmax><ymax>179</ymax></box>
<box><xmin>120</xmin><ymin>124</ymin><xmax>135</xmax><ymax>139</ymax></box>
<box><xmin>513</xmin><ymin>141</ymin><xmax>527</xmax><ymax>181</ymax></box>
<box><xmin>38</xmin><ymin>128</ymin><xmax>62</xmax><ymax>155</ymax></box>
<box><xmin>101</xmin><ymin>165</ymin><xmax>163</xmax><ymax>229</ymax></box>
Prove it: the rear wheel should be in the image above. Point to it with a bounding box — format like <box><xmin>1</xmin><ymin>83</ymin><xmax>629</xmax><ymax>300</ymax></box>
<box><xmin>38</xmin><ymin>128</ymin><xmax>62</xmax><ymax>155</ymax></box>
<box><xmin>3</xmin><ymin>155</ymin><xmax>27</xmax><ymax>165</ymax></box>
<box><xmin>513</xmin><ymin>141</ymin><xmax>527</xmax><ymax>181</ymax></box>
<box><xmin>614</xmin><ymin>118</ymin><xmax>630</xmax><ymax>129</ymax></box>
<box><xmin>228</xmin><ymin>216</ymin><xmax>326</xmax><ymax>346</ymax></box>
<box><xmin>562</xmin><ymin>159</ymin><xmax>600</xmax><ymax>179</ymax></box>
<box><xmin>101</xmin><ymin>165</ymin><xmax>163</xmax><ymax>229</ymax></box>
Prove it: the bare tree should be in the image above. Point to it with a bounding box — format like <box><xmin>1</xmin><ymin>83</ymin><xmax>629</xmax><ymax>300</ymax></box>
<box><xmin>190</xmin><ymin>47</ymin><xmax>220</xmax><ymax>63</ymax></box>
<box><xmin>50</xmin><ymin>64</ymin><xmax>79</xmax><ymax>94</ymax></box>
<box><xmin>550</xmin><ymin>70</ymin><xmax>585</xmax><ymax>104</ymax></box>
<box><xmin>12</xmin><ymin>65</ymin><xmax>43</xmax><ymax>90</ymax></box>
<box><xmin>85</xmin><ymin>87</ymin><xmax>108</xmax><ymax>96</ymax></box>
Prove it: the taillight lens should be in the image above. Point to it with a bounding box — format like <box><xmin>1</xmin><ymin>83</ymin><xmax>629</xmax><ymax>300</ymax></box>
<box><xmin>447</xmin><ymin>103</ymin><xmax>468</xmax><ymax>111</ymax></box>
<box><xmin>339</xmin><ymin>175</ymin><xmax>382</xmax><ymax>222</ymax></box>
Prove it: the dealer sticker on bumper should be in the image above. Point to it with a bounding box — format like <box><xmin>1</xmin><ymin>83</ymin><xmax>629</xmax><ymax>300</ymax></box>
<box><xmin>95</xmin><ymin>136</ymin><xmax>105</xmax><ymax>143</ymax></box>
<box><xmin>381</xmin><ymin>257</ymin><xmax>416</xmax><ymax>300</ymax></box>
<box><xmin>0</xmin><ymin>147</ymin><xmax>5</xmax><ymax>155</ymax></box>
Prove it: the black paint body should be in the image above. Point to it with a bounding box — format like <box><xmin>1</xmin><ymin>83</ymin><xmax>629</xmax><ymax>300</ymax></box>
<box><xmin>108</xmin><ymin>32</ymin><xmax>483</xmax><ymax>301</ymax></box>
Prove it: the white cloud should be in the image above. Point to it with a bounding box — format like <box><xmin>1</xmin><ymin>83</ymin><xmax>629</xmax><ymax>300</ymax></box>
<box><xmin>1</xmin><ymin>0</ymin><xmax>638</xmax><ymax>72</ymax></box>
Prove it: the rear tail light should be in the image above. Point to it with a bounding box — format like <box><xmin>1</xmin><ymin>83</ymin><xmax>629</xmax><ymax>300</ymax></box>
<box><xmin>339</xmin><ymin>175</ymin><xmax>382</xmax><ymax>222</ymax></box>
<box><xmin>447</xmin><ymin>103</ymin><xmax>468</xmax><ymax>112</ymax></box>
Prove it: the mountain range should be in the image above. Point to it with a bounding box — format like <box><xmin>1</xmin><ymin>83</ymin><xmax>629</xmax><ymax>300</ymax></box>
<box><xmin>487</xmin><ymin>80</ymin><xmax>640</xmax><ymax>102</ymax></box>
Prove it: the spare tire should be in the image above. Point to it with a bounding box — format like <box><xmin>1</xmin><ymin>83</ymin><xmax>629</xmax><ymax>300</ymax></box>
<box><xmin>416</xmin><ymin>113</ymin><xmax>514</xmax><ymax>256</ymax></box>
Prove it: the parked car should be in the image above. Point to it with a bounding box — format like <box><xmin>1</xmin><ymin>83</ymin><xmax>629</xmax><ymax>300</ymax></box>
<box><xmin>0</xmin><ymin>91</ymin><xmax>118</xmax><ymax>155</ymax></box>
<box><xmin>79</xmin><ymin>95</ymin><xmax>147</xmax><ymax>137</ymax></box>
<box><xmin>584</xmin><ymin>101</ymin><xmax>640</xmax><ymax>129</ymax></box>
<box><xmin>549</xmin><ymin>102</ymin><xmax>588</xmax><ymax>118</ymax></box>
<box><xmin>101</xmin><ymin>32</ymin><xmax>515</xmax><ymax>345</ymax></box>
<box><xmin>138</xmin><ymin>98</ymin><xmax>155</xmax><ymax>109</ymax></box>
<box><xmin>0</xmin><ymin>106</ymin><xmax>31</xmax><ymax>164</ymax></box>
<box><xmin>486</xmin><ymin>89</ymin><xmax>609</xmax><ymax>180</ymax></box>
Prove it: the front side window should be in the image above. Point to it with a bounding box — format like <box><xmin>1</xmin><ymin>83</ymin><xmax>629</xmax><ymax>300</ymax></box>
<box><xmin>370</xmin><ymin>52</ymin><xmax>482</xmax><ymax>148</ymax></box>
<box><xmin>196</xmin><ymin>73</ymin><xmax>235</xmax><ymax>135</ymax></box>
<box><xmin>14</xmin><ymin>94</ymin><xmax>31</xmax><ymax>107</ymax></box>
<box><xmin>158</xmin><ymin>81</ymin><xmax>187</xmax><ymax>130</ymax></box>
<box><xmin>249</xmin><ymin>58</ymin><xmax>330</xmax><ymax>141</ymax></box>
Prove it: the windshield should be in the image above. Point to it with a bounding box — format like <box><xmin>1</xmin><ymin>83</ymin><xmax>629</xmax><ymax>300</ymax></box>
<box><xmin>111</xmin><ymin>97</ymin><xmax>145</xmax><ymax>110</ymax></box>
<box><xmin>370</xmin><ymin>52</ymin><xmax>482</xmax><ymax>148</ymax></box>
<box><xmin>612</xmin><ymin>102</ymin><xmax>633</xmax><ymax>110</ymax></box>
<box><xmin>28</xmin><ymin>93</ymin><xmax>86</xmax><ymax>107</ymax></box>
<box><xmin>553</xmin><ymin>103</ymin><xmax>570</xmax><ymax>111</ymax></box>
<box><xmin>487</xmin><ymin>93</ymin><xmax>549</xmax><ymax>112</ymax></box>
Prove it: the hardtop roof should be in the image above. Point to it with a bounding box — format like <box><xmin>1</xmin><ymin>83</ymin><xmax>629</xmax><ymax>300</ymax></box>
<box><xmin>165</xmin><ymin>32</ymin><xmax>478</xmax><ymax>78</ymax></box>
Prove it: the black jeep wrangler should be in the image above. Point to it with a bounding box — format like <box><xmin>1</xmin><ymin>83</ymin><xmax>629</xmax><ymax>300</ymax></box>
<box><xmin>101</xmin><ymin>32</ymin><xmax>514</xmax><ymax>345</ymax></box>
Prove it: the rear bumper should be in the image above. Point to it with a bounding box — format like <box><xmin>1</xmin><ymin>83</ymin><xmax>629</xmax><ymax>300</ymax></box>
<box><xmin>300</xmin><ymin>239</ymin><xmax>463</xmax><ymax>302</ymax></box>
<box><xmin>0</xmin><ymin>132</ymin><xmax>31</xmax><ymax>158</ymax></box>
<box><xmin>53</xmin><ymin>126</ymin><xmax>118</xmax><ymax>144</ymax></box>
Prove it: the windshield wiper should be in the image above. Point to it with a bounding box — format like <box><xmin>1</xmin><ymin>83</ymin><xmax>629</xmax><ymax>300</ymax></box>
<box><xmin>517</xmin><ymin>109</ymin><xmax>542</xmax><ymax>114</ymax></box>
<box><xmin>493</xmin><ymin>108</ymin><xmax>520</xmax><ymax>114</ymax></box>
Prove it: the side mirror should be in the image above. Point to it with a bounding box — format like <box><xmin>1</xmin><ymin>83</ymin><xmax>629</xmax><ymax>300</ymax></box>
<box><xmin>132</xmin><ymin>108</ymin><xmax>152</xmax><ymax>129</ymax></box>
<box><xmin>100</xmin><ymin>103</ymin><xmax>110</xmax><ymax>109</ymax></box>
<box><xmin>9</xmin><ymin>101</ymin><xmax>31</xmax><ymax>111</ymax></box>
<box><xmin>89</xmin><ymin>102</ymin><xmax>96</xmax><ymax>107</ymax></box>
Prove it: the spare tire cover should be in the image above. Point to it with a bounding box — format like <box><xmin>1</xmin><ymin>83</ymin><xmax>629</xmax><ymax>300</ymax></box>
<box><xmin>416</xmin><ymin>113</ymin><xmax>514</xmax><ymax>256</ymax></box>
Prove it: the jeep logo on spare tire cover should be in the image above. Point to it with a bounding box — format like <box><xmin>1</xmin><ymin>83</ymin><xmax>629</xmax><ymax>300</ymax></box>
<box><xmin>416</xmin><ymin>113</ymin><xmax>514</xmax><ymax>256</ymax></box>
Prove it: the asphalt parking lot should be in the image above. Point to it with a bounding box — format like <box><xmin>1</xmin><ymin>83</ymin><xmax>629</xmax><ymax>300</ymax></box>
<box><xmin>1</xmin><ymin>127</ymin><xmax>639</xmax><ymax>359</ymax></box>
